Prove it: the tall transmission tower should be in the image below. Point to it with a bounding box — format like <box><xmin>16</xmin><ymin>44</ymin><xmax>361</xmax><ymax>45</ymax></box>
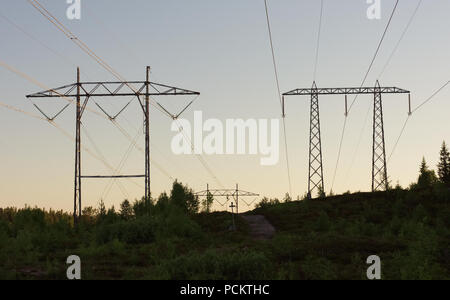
<box><xmin>26</xmin><ymin>67</ymin><xmax>200</xmax><ymax>224</ymax></box>
<box><xmin>372</xmin><ymin>80</ymin><xmax>388</xmax><ymax>191</ymax></box>
<box><xmin>283</xmin><ymin>82</ymin><xmax>411</xmax><ymax>195</ymax></box>
<box><xmin>308</xmin><ymin>81</ymin><xmax>324</xmax><ymax>198</ymax></box>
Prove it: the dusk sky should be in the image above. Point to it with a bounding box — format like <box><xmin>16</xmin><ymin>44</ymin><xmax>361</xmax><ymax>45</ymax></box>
<box><xmin>1</xmin><ymin>0</ymin><xmax>449</xmax><ymax>212</ymax></box>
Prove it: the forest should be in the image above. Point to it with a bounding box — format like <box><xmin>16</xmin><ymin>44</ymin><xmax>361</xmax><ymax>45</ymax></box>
<box><xmin>0</xmin><ymin>142</ymin><xmax>449</xmax><ymax>280</ymax></box>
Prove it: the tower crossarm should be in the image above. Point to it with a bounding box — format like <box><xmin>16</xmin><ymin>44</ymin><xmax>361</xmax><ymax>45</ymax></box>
<box><xmin>194</xmin><ymin>189</ymin><xmax>259</xmax><ymax>198</ymax></box>
<box><xmin>283</xmin><ymin>87</ymin><xmax>410</xmax><ymax>96</ymax></box>
<box><xmin>26</xmin><ymin>81</ymin><xmax>200</xmax><ymax>98</ymax></box>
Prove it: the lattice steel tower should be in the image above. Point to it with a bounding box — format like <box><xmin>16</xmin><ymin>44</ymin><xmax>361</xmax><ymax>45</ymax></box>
<box><xmin>283</xmin><ymin>82</ymin><xmax>411</xmax><ymax>195</ymax></box>
<box><xmin>27</xmin><ymin>67</ymin><xmax>200</xmax><ymax>224</ymax></box>
<box><xmin>372</xmin><ymin>80</ymin><xmax>388</xmax><ymax>192</ymax></box>
<box><xmin>308</xmin><ymin>81</ymin><xmax>325</xmax><ymax>198</ymax></box>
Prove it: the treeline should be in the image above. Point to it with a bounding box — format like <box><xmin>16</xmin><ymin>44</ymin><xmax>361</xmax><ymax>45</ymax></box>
<box><xmin>0</xmin><ymin>181</ymin><xmax>216</xmax><ymax>279</ymax></box>
<box><xmin>414</xmin><ymin>141</ymin><xmax>450</xmax><ymax>189</ymax></box>
<box><xmin>82</xmin><ymin>180</ymin><xmax>201</xmax><ymax>223</ymax></box>
<box><xmin>257</xmin><ymin>141</ymin><xmax>450</xmax><ymax>209</ymax></box>
<box><xmin>0</xmin><ymin>143</ymin><xmax>449</xmax><ymax>279</ymax></box>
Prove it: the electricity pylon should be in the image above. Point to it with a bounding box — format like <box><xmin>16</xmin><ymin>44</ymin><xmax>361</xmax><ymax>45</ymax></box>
<box><xmin>283</xmin><ymin>82</ymin><xmax>411</xmax><ymax>195</ymax></box>
<box><xmin>27</xmin><ymin>67</ymin><xmax>200</xmax><ymax>224</ymax></box>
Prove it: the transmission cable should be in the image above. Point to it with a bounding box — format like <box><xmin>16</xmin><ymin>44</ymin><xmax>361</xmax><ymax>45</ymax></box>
<box><xmin>344</xmin><ymin>0</ymin><xmax>423</xmax><ymax>184</ymax></box>
<box><xmin>28</xmin><ymin>0</ymin><xmax>223</xmax><ymax>188</ymax></box>
<box><xmin>313</xmin><ymin>0</ymin><xmax>324</xmax><ymax>81</ymax></box>
<box><xmin>388</xmin><ymin>81</ymin><xmax>450</xmax><ymax>162</ymax></box>
<box><xmin>348</xmin><ymin>0</ymin><xmax>400</xmax><ymax>113</ymax></box>
<box><xmin>264</xmin><ymin>0</ymin><xmax>293</xmax><ymax>196</ymax></box>
<box><xmin>330</xmin><ymin>0</ymin><xmax>400</xmax><ymax>192</ymax></box>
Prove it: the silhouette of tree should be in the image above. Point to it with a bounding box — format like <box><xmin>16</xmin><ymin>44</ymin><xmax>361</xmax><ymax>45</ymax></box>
<box><xmin>202</xmin><ymin>191</ymin><xmax>214</xmax><ymax>213</ymax></box>
<box><xmin>437</xmin><ymin>141</ymin><xmax>450</xmax><ymax>186</ymax></box>
<box><xmin>170</xmin><ymin>180</ymin><xmax>199</xmax><ymax>214</ymax></box>
<box><xmin>418</xmin><ymin>157</ymin><xmax>438</xmax><ymax>188</ymax></box>
<box><xmin>98</xmin><ymin>200</ymin><xmax>106</xmax><ymax>217</ymax></box>
<box><xmin>317</xmin><ymin>186</ymin><xmax>326</xmax><ymax>199</ymax></box>
<box><xmin>133</xmin><ymin>197</ymin><xmax>153</xmax><ymax>217</ymax></box>
<box><xmin>120</xmin><ymin>200</ymin><xmax>133</xmax><ymax>220</ymax></box>
<box><xmin>283</xmin><ymin>193</ymin><xmax>292</xmax><ymax>203</ymax></box>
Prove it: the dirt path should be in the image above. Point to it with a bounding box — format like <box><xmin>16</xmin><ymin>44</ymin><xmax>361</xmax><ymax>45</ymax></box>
<box><xmin>241</xmin><ymin>215</ymin><xmax>276</xmax><ymax>240</ymax></box>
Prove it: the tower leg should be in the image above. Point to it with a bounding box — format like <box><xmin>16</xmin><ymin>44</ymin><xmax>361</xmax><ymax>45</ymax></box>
<box><xmin>236</xmin><ymin>184</ymin><xmax>239</xmax><ymax>215</ymax></box>
<box><xmin>74</xmin><ymin>67</ymin><xmax>81</xmax><ymax>224</ymax></box>
<box><xmin>144</xmin><ymin>66</ymin><xmax>151</xmax><ymax>200</ymax></box>
<box><xmin>308</xmin><ymin>82</ymin><xmax>325</xmax><ymax>198</ymax></box>
<box><xmin>372</xmin><ymin>81</ymin><xmax>388</xmax><ymax>191</ymax></box>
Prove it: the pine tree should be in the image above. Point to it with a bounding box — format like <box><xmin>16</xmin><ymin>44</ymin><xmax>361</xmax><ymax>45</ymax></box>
<box><xmin>202</xmin><ymin>192</ymin><xmax>214</xmax><ymax>213</ymax></box>
<box><xmin>120</xmin><ymin>200</ymin><xmax>133</xmax><ymax>220</ymax></box>
<box><xmin>98</xmin><ymin>199</ymin><xmax>106</xmax><ymax>216</ymax></box>
<box><xmin>437</xmin><ymin>141</ymin><xmax>450</xmax><ymax>186</ymax></box>
<box><xmin>418</xmin><ymin>157</ymin><xmax>438</xmax><ymax>188</ymax></box>
<box><xmin>317</xmin><ymin>186</ymin><xmax>326</xmax><ymax>199</ymax></box>
<box><xmin>283</xmin><ymin>193</ymin><xmax>292</xmax><ymax>203</ymax></box>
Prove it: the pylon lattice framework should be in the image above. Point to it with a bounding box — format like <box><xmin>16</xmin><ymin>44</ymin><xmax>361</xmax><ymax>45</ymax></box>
<box><xmin>308</xmin><ymin>82</ymin><xmax>324</xmax><ymax>197</ymax></box>
<box><xmin>372</xmin><ymin>81</ymin><xmax>388</xmax><ymax>191</ymax></box>
<box><xmin>283</xmin><ymin>82</ymin><xmax>411</xmax><ymax>195</ymax></box>
<box><xmin>26</xmin><ymin>67</ymin><xmax>200</xmax><ymax>223</ymax></box>
<box><xmin>194</xmin><ymin>184</ymin><xmax>259</xmax><ymax>214</ymax></box>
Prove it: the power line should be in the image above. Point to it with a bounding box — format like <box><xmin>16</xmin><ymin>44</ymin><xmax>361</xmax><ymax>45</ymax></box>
<box><xmin>348</xmin><ymin>0</ymin><xmax>400</xmax><ymax>113</ymax></box>
<box><xmin>0</xmin><ymin>12</ymin><xmax>72</xmax><ymax>66</ymax></box>
<box><xmin>263</xmin><ymin>0</ymin><xmax>293</xmax><ymax>196</ymax></box>
<box><xmin>81</xmin><ymin>125</ymin><xmax>131</xmax><ymax>199</ymax></box>
<box><xmin>345</xmin><ymin>0</ymin><xmax>423</xmax><ymax>183</ymax></box>
<box><xmin>387</xmin><ymin>80</ymin><xmax>450</xmax><ymax>162</ymax></box>
<box><xmin>387</xmin><ymin>116</ymin><xmax>410</xmax><ymax>163</ymax></box>
<box><xmin>98</xmin><ymin>126</ymin><xmax>142</xmax><ymax>200</ymax></box>
<box><xmin>0</xmin><ymin>60</ymin><xmax>178</xmax><ymax>197</ymax></box>
<box><xmin>330</xmin><ymin>0</ymin><xmax>400</xmax><ymax>193</ymax></box>
<box><xmin>343</xmin><ymin>103</ymin><xmax>371</xmax><ymax>185</ymax></box>
<box><xmin>36</xmin><ymin>0</ymin><xmax>217</xmax><ymax>187</ymax></box>
<box><xmin>27</xmin><ymin>0</ymin><xmax>170</xmax><ymax>117</ymax></box>
<box><xmin>313</xmin><ymin>0</ymin><xmax>324</xmax><ymax>81</ymax></box>
<box><xmin>330</xmin><ymin>117</ymin><xmax>347</xmax><ymax>192</ymax></box>
<box><xmin>379</xmin><ymin>0</ymin><xmax>423</xmax><ymax>78</ymax></box>
<box><xmin>411</xmin><ymin>81</ymin><xmax>450</xmax><ymax>114</ymax></box>
<box><xmin>0</xmin><ymin>100</ymin><xmax>46</xmax><ymax>121</ymax></box>
<box><xmin>0</xmin><ymin>99</ymin><xmax>141</xmax><ymax>193</ymax></box>
<box><xmin>27</xmin><ymin>0</ymin><xmax>223</xmax><ymax>188</ymax></box>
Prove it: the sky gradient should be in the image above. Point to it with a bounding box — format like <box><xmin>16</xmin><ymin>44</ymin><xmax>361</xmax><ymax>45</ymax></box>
<box><xmin>0</xmin><ymin>0</ymin><xmax>449</xmax><ymax>212</ymax></box>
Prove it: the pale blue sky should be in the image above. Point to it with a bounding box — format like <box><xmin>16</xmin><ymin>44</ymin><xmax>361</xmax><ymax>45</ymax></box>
<box><xmin>0</xmin><ymin>0</ymin><xmax>449</xmax><ymax>211</ymax></box>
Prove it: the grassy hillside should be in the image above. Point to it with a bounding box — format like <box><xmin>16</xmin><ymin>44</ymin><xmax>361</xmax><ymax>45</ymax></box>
<box><xmin>253</xmin><ymin>188</ymin><xmax>450</xmax><ymax>280</ymax></box>
<box><xmin>0</xmin><ymin>185</ymin><xmax>449</xmax><ymax>280</ymax></box>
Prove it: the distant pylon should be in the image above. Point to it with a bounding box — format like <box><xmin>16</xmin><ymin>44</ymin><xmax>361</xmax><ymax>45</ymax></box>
<box><xmin>372</xmin><ymin>80</ymin><xmax>388</xmax><ymax>192</ymax></box>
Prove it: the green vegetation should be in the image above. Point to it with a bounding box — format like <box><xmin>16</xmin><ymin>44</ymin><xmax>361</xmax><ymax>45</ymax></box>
<box><xmin>0</xmin><ymin>146</ymin><xmax>449</xmax><ymax>280</ymax></box>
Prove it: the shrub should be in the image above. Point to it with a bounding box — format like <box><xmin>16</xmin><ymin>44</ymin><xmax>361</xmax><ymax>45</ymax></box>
<box><xmin>12</xmin><ymin>207</ymin><xmax>46</xmax><ymax>233</ymax></box>
<box><xmin>300</xmin><ymin>256</ymin><xmax>338</xmax><ymax>280</ymax></box>
<box><xmin>153</xmin><ymin>249</ymin><xmax>272</xmax><ymax>280</ymax></box>
<box><xmin>95</xmin><ymin>216</ymin><xmax>155</xmax><ymax>245</ymax></box>
<box><xmin>255</xmin><ymin>197</ymin><xmax>280</xmax><ymax>209</ymax></box>
<box><xmin>315</xmin><ymin>211</ymin><xmax>331</xmax><ymax>232</ymax></box>
<box><xmin>153</xmin><ymin>206</ymin><xmax>203</xmax><ymax>240</ymax></box>
<box><xmin>119</xmin><ymin>200</ymin><xmax>133</xmax><ymax>220</ymax></box>
<box><xmin>170</xmin><ymin>181</ymin><xmax>199</xmax><ymax>214</ymax></box>
<box><xmin>133</xmin><ymin>197</ymin><xmax>154</xmax><ymax>217</ymax></box>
